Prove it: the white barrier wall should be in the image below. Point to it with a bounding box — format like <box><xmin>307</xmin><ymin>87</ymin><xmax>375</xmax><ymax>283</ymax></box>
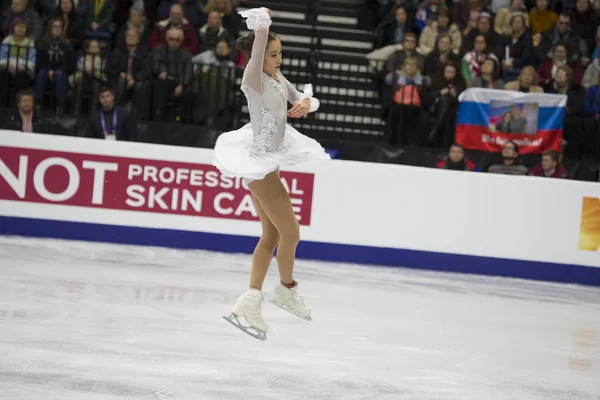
<box><xmin>1</xmin><ymin>131</ymin><xmax>599</xmax><ymax>286</ymax></box>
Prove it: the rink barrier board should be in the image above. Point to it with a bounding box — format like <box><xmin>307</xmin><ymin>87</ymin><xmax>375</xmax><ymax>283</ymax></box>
<box><xmin>1</xmin><ymin>132</ymin><xmax>600</xmax><ymax>287</ymax></box>
<box><xmin>1</xmin><ymin>216</ymin><xmax>600</xmax><ymax>287</ymax></box>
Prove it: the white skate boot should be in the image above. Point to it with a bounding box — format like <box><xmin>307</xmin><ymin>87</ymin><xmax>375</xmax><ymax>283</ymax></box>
<box><xmin>270</xmin><ymin>282</ymin><xmax>312</xmax><ymax>321</ymax></box>
<box><xmin>223</xmin><ymin>288</ymin><xmax>269</xmax><ymax>341</ymax></box>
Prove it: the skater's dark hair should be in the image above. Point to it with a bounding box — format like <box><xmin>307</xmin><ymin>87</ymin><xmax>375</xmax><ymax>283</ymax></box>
<box><xmin>236</xmin><ymin>31</ymin><xmax>279</xmax><ymax>56</ymax></box>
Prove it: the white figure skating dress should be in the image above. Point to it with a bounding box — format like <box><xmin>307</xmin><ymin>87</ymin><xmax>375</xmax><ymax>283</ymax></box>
<box><xmin>212</xmin><ymin>7</ymin><xmax>330</xmax><ymax>182</ymax></box>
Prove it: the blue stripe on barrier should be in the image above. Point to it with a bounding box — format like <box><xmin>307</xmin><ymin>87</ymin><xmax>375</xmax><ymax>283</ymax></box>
<box><xmin>1</xmin><ymin>216</ymin><xmax>599</xmax><ymax>287</ymax></box>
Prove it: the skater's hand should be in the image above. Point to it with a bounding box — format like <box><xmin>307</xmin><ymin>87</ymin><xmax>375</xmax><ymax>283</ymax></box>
<box><xmin>288</xmin><ymin>98</ymin><xmax>310</xmax><ymax>118</ymax></box>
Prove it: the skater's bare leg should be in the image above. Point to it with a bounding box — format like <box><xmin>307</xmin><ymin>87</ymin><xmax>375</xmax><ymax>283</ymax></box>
<box><xmin>248</xmin><ymin>170</ymin><xmax>299</xmax><ymax>286</ymax></box>
<box><xmin>249</xmin><ymin>194</ymin><xmax>279</xmax><ymax>290</ymax></box>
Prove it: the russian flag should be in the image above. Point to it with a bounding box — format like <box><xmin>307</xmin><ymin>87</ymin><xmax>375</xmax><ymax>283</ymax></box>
<box><xmin>455</xmin><ymin>88</ymin><xmax>567</xmax><ymax>154</ymax></box>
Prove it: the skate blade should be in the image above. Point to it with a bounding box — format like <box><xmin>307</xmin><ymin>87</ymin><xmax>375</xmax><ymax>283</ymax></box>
<box><xmin>223</xmin><ymin>313</ymin><xmax>267</xmax><ymax>341</ymax></box>
<box><xmin>269</xmin><ymin>300</ymin><xmax>312</xmax><ymax>321</ymax></box>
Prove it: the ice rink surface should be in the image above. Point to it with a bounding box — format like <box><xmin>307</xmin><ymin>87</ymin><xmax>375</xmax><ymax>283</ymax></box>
<box><xmin>0</xmin><ymin>236</ymin><xmax>599</xmax><ymax>400</ymax></box>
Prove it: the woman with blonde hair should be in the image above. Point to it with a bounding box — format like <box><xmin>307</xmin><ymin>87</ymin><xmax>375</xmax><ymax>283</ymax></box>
<box><xmin>215</xmin><ymin>8</ymin><xmax>329</xmax><ymax>341</ymax></box>
<box><xmin>505</xmin><ymin>66</ymin><xmax>544</xmax><ymax>92</ymax></box>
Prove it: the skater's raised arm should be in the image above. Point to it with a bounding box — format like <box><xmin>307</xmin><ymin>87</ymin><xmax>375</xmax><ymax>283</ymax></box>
<box><xmin>239</xmin><ymin>7</ymin><xmax>272</xmax><ymax>94</ymax></box>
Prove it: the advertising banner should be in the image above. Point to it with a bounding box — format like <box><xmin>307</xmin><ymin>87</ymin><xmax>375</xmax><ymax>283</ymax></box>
<box><xmin>0</xmin><ymin>146</ymin><xmax>315</xmax><ymax>225</ymax></box>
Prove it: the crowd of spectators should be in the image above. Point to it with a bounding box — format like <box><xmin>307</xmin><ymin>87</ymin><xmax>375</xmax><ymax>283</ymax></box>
<box><xmin>0</xmin><ymin>0</ymin><xmax>597</xmax><ymax>180</ymax></box>
<box><xmin>0</xmin><ymin>0</ymin><xmax>246</xmax><ymax>129</ymax></box>
<box><xmin>369</xmin><ymin>0</ymin><xmax>600</xmax><ymax>173</ymax></box>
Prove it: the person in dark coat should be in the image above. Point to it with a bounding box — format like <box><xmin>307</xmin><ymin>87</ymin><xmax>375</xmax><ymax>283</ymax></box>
<box><xmin>34</xmin><ymin>17</ymin><xmax>74</xmax><ymax>112</ymax></box>
<box><xmin>528</xmin><ymin>150</ymin><xmax>570</xmax><ymax>178</ymax></box>
<box><xmin>105</xmin><ymin>27</ymin><xmax>149</xmax><ymax>114</ymax></box>
<box><xmin>2</xmin><ymin>88</ymin><xmax>49</xmax><ymax>133</ymax></box>
<box><xmin>86</xmin><ymin>86</ymin><xmax>137</xmax><ymax>141</ymax></box>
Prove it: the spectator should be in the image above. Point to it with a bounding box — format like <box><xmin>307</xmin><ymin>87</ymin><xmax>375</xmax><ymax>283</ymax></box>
<box><xmin>34</xmin><ymin>17</ymin><xmax>74</xmax><ymax>113</ymax></box>
<box><xmin>429</xmin><ymin>60</ymin><xmax>466</xmax><ymax>148</ymax></box>
<box><xmin>191</xmin><ymin>38</ymin><xmax>236</xmax><ymax>123</ymax></box>
<box><xmin>105</xmin><ymin>28</ymin><xmax>149</xmax><ymax>114</ymax></box>
<box><xmin>157</xmin><ymin>0</ymin><xmax>205</xmax><ymax>28</ymax></box>
<box><xmin>414</xmin><ymin>0</ymin><xmax>442</xmax><ymax>33</ymax></box>
<box><xmin>537</xmin><ymin>42</ymin><xmax>583</xmax><ymax>85</ymax></box>
<box><xmin>37</xmin><ymin>0</ymin><xmax>84</xmax><ymax>25</ymax></box>
<box><xmin>422</xmin><ymin>32</ymin><xmax>460</xmax><ymax>77</ymax></box>
<box><xmin>462</xmin><ymin>33</ymin><xmax>498</xmax><ymax>82</ymax></box>
<box><xmin>1</xmin><ymin>0</ymin><xmax>42</xmax><ymax>40</ymax></box>
<box><xmin>543</xmin><ymin>65</ymin><xmax>583</xmax><ymax>116</ymax></box>
<box><xmin>528</xmin><ymin>150</ymin><xmax>571</xmax><ymax>178</ymax></box>
<box><xmin>468</xmin><ymin>57</ymin><xmax>505</xmax><ymax>88</ymax></box>
<box><xmin>460</xmin><ymin>12</ymin><xmax>503</xmax><ymax>60</ymax></box>
<box><xmin>82</xmin><ymin>0</ymin><xmax>115</xmax><ymax>36</ymax></box>
<box><xmin>115</xmin><ymin>4</ymin><xmax>152</xmax><ymax>51</ymax></box>
<box><xmin>535</xmin><ymin>14</ymin><xmax>587</xmax><ymax>66</ymax></box>
<box><xmin>502</xmin><ymin>14</ymin><xmax>535</xmax><ymax>78</ymax></box>
<box><xmin>436</xmin><ymin>143</ymin><xmax>477</xmax><ymax>170</ymax></box>
<box><xmin>191</xmin><ymin>37</ymin><xmax>234</xmax><ymax>70</ymax></box>
<box><xmin>198</xmin><ymin>10</ymin><xmax>234</xmax><ymax>57</ymax></box>
<box><xmin>373</xmin><ymin>5</ymin><xmax>412</xmax><ymax>49</ymax></box>
<box><xmin>418</xmin><ymin>6</ymin><xmax>461</xmax><ymax>56</ymax></box>
<box><xmin>570</xmin><ymin>0</ymin><xmax>598</xmax><ymax>61</ymax></box>
<box><xmin>203</xmin><ymin>0</ymin><xmax>240</xmax><ymax>37</ymax></box>
<box><xmin>453</xmin><ymin>0</ymin><xmax>491</xmax><ymax>32</ymax></box>
<box><xmin>582</xmin><ymin>26</ymin><xmax>600</xmax><ymax>89</ymax></box>
<box><xmin>52</xmin><ymin>0</ymin><xmax>84</xmax><ymax>50</ymax></box>
<box><xmin>487</xmin><ymin>140</ymin><xmax>529</xmax><ymax>175</ymax></box>
<box><xmin>386</xmin><ymin>32</ymin><xmax>424</xmax><ymax>72</ymax></box>
<box><xmin>584</xmin><ymin>72</ymin><xmax>600</xmax><ymax>116</ymax></box>
<box><xmin>0</xmin><ymin>18</ymin><xmax>36</xmax><ymax>107</ymax></box>
<box><xmin>2</xmin><ymin>88</ymin><xmax>48</xmax><ymax>132</ymax></box>
<box><xmin>529</xmin><ymin>0</ymin><xmax>558</xmax><ymax>35</ymax></box>
<box><xmin>86</xmin><ymin>87</ymin><xmax>137</xmax><ymax>141</ymax></box>
<box><xmin>386</xmin><ymin>56</ymin><xmax>431</xmax><ymax>145</ymax></box>
<box><xmin>69</xmin><ymin>38</ymin><xmax>106</xmax><ymax>113</ymax></box>
<box><xmin>150</xmin><ymin>27</ymin><xmax>194</xmax><ymax>122</ymax></box>
<box><xmin>495</xmin><ymin>0</ymin><xmax>529</xmax><ymax>35</ymax></box>
<box><xmin>505</xmin><ymin>66</ymin><xmax>544</xmax><ymax>91</ymax></box>
<box><xmin>149</xmin><ymin>3</ymin><xmax>199</xmax><ymax>54</ymax></box>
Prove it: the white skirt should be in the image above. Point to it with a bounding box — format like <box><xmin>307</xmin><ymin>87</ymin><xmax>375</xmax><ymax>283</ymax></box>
<box><xmin>212</xmin><ymin>122</ymin><xmax>331</xmax><ymax>181</ymax></box>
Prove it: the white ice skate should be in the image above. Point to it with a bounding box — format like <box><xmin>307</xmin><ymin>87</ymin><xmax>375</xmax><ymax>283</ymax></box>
<box><xmin>223</xmin><ymin>288</ymin><xmax>269</xmax><ymax>341</ymax></box>
<box><xmin>270</xmin><ymin>282</ymin><xmax>312</xmax><ymax>321</ymax></box>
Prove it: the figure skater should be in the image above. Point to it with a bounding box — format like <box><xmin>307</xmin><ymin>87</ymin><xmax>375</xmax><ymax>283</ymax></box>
<box><xmin>214</xmin><ymin>7</ymin><xmax>330</xmax><ymax>341</ymax></box>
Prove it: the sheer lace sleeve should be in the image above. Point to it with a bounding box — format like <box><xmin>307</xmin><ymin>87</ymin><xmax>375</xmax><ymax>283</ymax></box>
<box><xmin>283</xmin><ymin>78</ymin><xmax>320</xmax><ymax>113</ymax></box>
<box><xmin>240</xmin><ymin>7</ymin><xmax>272</xmax><ymax>94</ymax></box>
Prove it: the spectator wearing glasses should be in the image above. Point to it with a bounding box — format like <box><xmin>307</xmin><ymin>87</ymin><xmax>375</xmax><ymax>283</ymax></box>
<box><xmin>535</xmin><ymin>14</ymin><xmax>587</xmax><ymax>67</ymax></box>
<box><xmin>149</xmin><ymin>3</ymin><xmax>199</xmax><ymax>54</ymax></box>
<box><xmin>51</xmin><ymin>0</ymin><xmax>84</xmax><ymax>50</ymax></box>
<box><xmin>150</xmin><ymin>27</ymin><xmax>194</xmax><ymax>122</ymax></box>
<box><xmin>487</xmin><ymin>140</ymin><xmax>528</xmax><ymax>175</ymax></box>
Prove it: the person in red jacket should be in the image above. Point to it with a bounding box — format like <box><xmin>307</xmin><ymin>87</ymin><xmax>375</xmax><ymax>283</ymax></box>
<box><xmin>528</xmin><ymin>150</ymin><xmax>571</xmax><ymax>178</ymax></box>
<box><xmin>436</xmin><ymin>143</ymin><xmax>477</xmax><ymax>171</ymax></box>
<box><xmin>148</xmin><ymin>3</ymin><xmax>199</xmax><ymax>55</ymax></box>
